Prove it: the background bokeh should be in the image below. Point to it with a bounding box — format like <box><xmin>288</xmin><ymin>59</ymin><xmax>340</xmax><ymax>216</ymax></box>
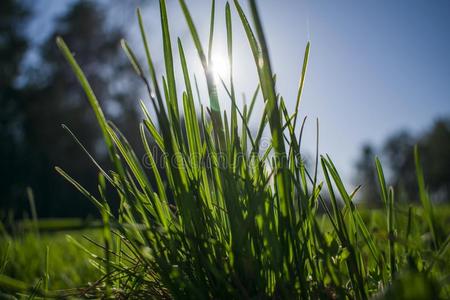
<box><xmin>1</xmin><ymin>0</ymin><xmax>449</xmax><ymax>218</ymax></box>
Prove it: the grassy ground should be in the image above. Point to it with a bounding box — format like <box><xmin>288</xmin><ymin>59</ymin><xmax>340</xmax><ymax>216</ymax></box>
<box><xmin>0</xmin><ymin>225</ymin><xmax>101</xmax><ymax>292</ymax></box>
<box><xmin>1</xmin><ymin>206</ymin><xmax>449</xmax><ymax>297</ymax></box>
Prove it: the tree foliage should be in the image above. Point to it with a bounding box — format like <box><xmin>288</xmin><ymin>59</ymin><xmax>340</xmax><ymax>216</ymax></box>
<box><xmin>1</xmin><ymin>1</ymin><xmax>142</xmax><ymax>218</ymax></box>
<box><xmin>355</xmin><ymin>118</ymin><xmax>450</xmax><ymax>205</ymax></box>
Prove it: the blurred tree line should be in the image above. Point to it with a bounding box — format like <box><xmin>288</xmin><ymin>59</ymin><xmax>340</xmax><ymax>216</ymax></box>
<box><xmin>1</xmin><ymin>0</ymin><xmax>146</xmax><ymax>219</ymax></box>
<box><xmin>355</xmin><ymin>118</ymin><xmax>450</xmax><ymax>206</ymax></box>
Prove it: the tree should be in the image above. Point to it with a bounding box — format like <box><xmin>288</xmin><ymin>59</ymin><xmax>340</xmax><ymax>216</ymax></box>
<box><xmin>23</xmin><ymin>1</ymin><xmax>143</xmax><ymax>218</ymax></box>
<box><xmin>383</xmin><ymin>121</ymin><xmax>450</xmax><ymax>203</ymax></box>
<box><xmin>382</xmin><ymin>119</ymin><xmax>449</xmax><ymax>203</ymax></box>
<box><xmin>354</xmin><ymin>118</ymin><xmax>450</xmax><ymax>204</ymax></box>
<box><xmin>0</xmin><ymin>0</ymin><xmax>30</xmax><ymax>217</ymax></box>
<box><xmin>382</xmin><ymin>130</ymin><xmax>416</xmax><ymax>203</ymax></box>
<box><xmin>1</xmin><ymin>1</ymin><xmax>143</xmax><ymax>218</ymax></box>
<box><xmin>419</xmin><ymin>118</ymin><xmax>450</xmax><ymax>202</ymax></box>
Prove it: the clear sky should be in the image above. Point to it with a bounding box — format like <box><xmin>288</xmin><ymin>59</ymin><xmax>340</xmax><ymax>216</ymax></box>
<box><xmin>28</xmin><ymin>0</ymin><xmax>450</xmax><ymax>181</ymax></box>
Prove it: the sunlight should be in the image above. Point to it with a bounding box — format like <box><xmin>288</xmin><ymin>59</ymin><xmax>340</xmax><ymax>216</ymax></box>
<box><xmin>210</xmin><ymin>53</ymin><xmax>230</xmax><ymax>81</ymax></box>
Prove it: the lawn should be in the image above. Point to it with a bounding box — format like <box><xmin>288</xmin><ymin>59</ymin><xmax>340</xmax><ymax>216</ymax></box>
<box><xmin>0</xmin><ymin>224</ymin><xmax>101</xmax><ymax>294</ymax></box>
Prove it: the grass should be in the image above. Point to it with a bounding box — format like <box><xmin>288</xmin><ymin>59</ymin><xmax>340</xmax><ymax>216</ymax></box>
<box><xmin>1</xmin><ymin>0</ymin><xmax>449</xmax><ymax>298</ymax></box>
<box><xmin>0</xmin><ymin>227</ymin><xmax>101</xmax><ymax>296</ymax></box>
<box><xmin>1</xmin><ymin>208</ymin><xmax>449</xmax><ymax>298</ymax></box>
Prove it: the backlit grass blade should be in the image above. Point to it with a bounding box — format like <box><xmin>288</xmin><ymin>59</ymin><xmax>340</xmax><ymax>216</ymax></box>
<box><xmin>55</xmin><ymin>167</ymin><xmax>109</xmax><ymax>215</ymax></box>
<box><xmin>98</xmin><ymin>175</ymin><xmax>112</xmax><ymax>296</ymax></box>
<box><xmin>56</xmin><ymin>37</ymin><xmax>135</xmax><ymax>215</ymax></box>
<box><xmin>225</xmin><ymin>2</ymin><xmax>238</xmax><ymax>150</ymax></box>
<box><xmin>247</xmin><ymin>1</ymin><xmax>293</xmax><ymax>240</ymax></box>
<box><xmin>56</xmin><ymin>38</ymin><xmax>115</xmax><ymax>161</ymax></box>
<box><xmin>139</xmin><ymin>123</ymin><xmax>168</xmax><ymax>204</ymax></box>
<box><xmin>388</xmin><ymin>187</ymin><xmax>396</xmax><ymax>277</ymax></box>
<box><xmin>233</xmin><ymin>0</ymin><xmax>260</xmax><ymax>73</ymax></box>
<box><xmin>322</xmin><ymin>156</ymin><xmax>380</xmax><ymax>266</ymax></box>
<box><xmin>247</xmin><ymin>84</ymin><xmax>260</xmax><ymax>121</ymax></box>
<box><xmin>137</xmin><ymin>8</ymin><xmax>165</xmax><ymax>112</ymax></box>
<box><xmin>140</xmin><ymin>101</ymin><xmax>164</xmax><ymax>150</ymax></box>
<box><xmin>61</xmin><ymin>124</ymin><xmax>116</xmax><ymax>188</ymax></box>
<box><xmin>159</xmin><ymin>0</ymin><xmax>179</xmax><ymax>122</ymax></box>
<box><xmin>293</xmin><ymin>42</ymin><xmax>310</xmax><ymax>130</ymax></box>
<box><xmin>375</xmin><ymin>157</ymin><xmax>388</xmax><ymax>208</ymax></box>
<box><xmin>178</xmin><ymin>39</ymin><xmax>202</xmax><ymax>160</ymax></box>
<box><xmin>414</xmin><ymin>146</ymin><xmax>439</xmax><ymax>249</ymax></box>
<box><xmin>207</xmin><ymin>0</ymin><xmax>216</xmax><ymax>64</ymax></box>
<box><xmin>121</xmin><ymin>39</ymin><xmax>144</xmax><ymax>77</ymax></box>
<box><xmin>178</xmin><ymin>0</ymin><xmax>225</xmax><ymax>149</ymax></box>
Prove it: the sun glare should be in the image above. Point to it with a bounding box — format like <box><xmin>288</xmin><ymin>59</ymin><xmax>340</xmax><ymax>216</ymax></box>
<box><xmin>211</xmin><ymin>53</ymin><xmax>230</xmax><ymax>80</ymax></box>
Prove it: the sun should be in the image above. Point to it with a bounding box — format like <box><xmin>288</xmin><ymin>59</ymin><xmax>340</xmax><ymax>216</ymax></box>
<box><xmin>210</xmin><ymin>53</ymin><xmax>230</xmax><ymax>80</ymax></box>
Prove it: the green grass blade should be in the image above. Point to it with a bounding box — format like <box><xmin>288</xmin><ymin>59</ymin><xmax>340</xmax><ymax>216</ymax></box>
<box><xmin>159</xmin><ymin>0</ymin><xmax>179</xmax><ymax>122</ymax></box>
<box><xmin>56</xmin><ymin>37</ymin><xmax>115</xmax><ymax>160</ymax></box>
<box><xmin>178</xmin><ymin>0</ymin><xmax>225</xmax><ymax>148</ymax></box>
<box><xmin>207</xmin><ymin>0</ymin><xmax>216</xmax><ymax>64</ymax></box>
<box><xmin>375</xmin><ymin>157</ymin><xmax>388</xmax><ymax>208</ymax></box>
<box><xmin>414</xmin><ymin>145</ymin><xmax>439</xmax><ymax>249</ymax></box>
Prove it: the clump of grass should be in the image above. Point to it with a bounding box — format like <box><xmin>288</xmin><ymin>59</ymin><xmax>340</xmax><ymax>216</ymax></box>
<box><xmin>2</xmin><ymin>0</ymin><xmax>448</xmax><ymax>299</ymax></box>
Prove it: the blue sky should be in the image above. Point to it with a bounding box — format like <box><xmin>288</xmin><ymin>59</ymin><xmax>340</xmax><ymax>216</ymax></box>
<box><xmin>28</xmin><ymin>0</ymin><xmax>450</xmax><ymax>181</ymax></box>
